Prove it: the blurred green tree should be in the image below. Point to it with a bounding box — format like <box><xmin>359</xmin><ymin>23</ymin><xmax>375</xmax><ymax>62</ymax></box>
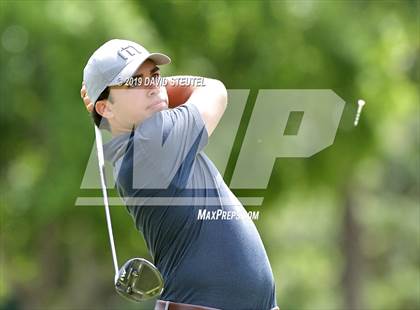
<box><xmin>1</xmin><ymin>1</ymin><xmax>418</xmax><ymax>309</ymax></box>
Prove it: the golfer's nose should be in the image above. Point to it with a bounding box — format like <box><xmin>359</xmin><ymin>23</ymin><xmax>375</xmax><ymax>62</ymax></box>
<box><xmin>147</xmin><ymin>86</ymin><xmax>159</xmax><ymax>97</ymax></box>
<box><xmin>146</xmin><ymin>78</ymin><xmax>160</xmax><ymax>96</ymax></box>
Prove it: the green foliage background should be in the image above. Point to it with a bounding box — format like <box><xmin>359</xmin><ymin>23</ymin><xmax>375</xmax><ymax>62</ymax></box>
<box><xmin>0</xmin><ymin>1</ymin><xmax>418</xmax><ymax>309</ymax></box>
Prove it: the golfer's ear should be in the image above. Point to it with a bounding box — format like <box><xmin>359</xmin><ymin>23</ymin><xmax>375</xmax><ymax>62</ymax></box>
<box><xmin>95</xmin><ymin>100</ymin><xmax>113</xmax><ymax>118</ymax></box>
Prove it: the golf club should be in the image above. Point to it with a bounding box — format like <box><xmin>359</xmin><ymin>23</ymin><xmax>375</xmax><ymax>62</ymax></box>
<box><xmin>94</xmin><ymin>125</ymin><xmax>164</xmax><ymax>302</ymax></box>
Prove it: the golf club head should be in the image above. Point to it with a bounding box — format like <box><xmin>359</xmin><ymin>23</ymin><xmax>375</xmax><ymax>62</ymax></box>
<box><xmin>115</xmin><ymin>258</ymin><xmax>164</xmax><ymax>302</ymax></box>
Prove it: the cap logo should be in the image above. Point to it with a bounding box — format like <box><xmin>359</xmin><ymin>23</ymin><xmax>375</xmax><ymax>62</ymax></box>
<box><xmin>117</xmin><ymin>45</ymin><xmax>142</xmax><ymax>60</ymax></box>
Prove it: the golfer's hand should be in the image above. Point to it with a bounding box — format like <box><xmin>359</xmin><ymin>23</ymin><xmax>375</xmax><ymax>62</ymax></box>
<box><xmin>166</xmin><ymin>76</ymin><xmax>195</xmax><ymax>108</ymax></box>
<box><xmin>80</xmin><ymin>83</ymin><xmax>94</xmax><ymax>113</ymax></box>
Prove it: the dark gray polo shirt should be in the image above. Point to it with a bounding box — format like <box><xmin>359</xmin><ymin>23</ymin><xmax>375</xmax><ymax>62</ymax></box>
<box><xmin>104</xmin><ymin>103</ymin><xmax>277</xmax><ymax>310</ymax></box>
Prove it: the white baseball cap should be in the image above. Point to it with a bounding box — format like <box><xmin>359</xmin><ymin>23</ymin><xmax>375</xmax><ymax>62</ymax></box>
<box><xmin>83</xmin><ymin>39</ymin><xmax>171</xmax><ymax>104</ymax></box>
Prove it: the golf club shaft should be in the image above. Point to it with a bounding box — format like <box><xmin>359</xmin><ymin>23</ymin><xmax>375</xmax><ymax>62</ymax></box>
<box><xmin>94</xmin><ymin>125</ymin><xmax>119</xmax><ymax>277</ymax></box>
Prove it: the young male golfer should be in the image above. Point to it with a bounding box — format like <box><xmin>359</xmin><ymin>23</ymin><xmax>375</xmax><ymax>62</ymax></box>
<box><xmin>81</xmin><ymin>39</ymin><xmax>279</xmax><ymax>310</ymax></box>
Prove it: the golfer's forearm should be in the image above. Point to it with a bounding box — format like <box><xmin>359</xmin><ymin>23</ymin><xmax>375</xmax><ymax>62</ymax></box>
<box><xmin>186</xmin><ymin>77</ymin><xmax>227</xmax><ymax>136</ymax></box>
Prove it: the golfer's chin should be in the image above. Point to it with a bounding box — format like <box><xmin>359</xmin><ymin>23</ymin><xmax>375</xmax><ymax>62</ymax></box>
<box><xmin>147</xmin><ymin>100</ymin><xmax>168</xmax><ymax>113</ymax></box>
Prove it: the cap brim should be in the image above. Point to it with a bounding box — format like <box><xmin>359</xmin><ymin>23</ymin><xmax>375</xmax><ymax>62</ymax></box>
<box><xmin>109</xmin><ymin>53</ymin><xmax>171</xmax><ymax>86</ymax></box>
<box><xmin>148</xmin><ymin>53</ymin><xmax>171</xmax><ymax>65</ymax></box>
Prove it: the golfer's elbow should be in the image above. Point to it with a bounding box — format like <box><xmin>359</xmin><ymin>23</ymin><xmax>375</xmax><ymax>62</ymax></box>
<box><xmin>207</xmin><ymin>78</ymin><xmax>228</xmax><ymax>110</ymax></box>
<box><xmin>220</xmin><ymin>81</ymin><xmax>228</xmax><ymax>110</ymax></box>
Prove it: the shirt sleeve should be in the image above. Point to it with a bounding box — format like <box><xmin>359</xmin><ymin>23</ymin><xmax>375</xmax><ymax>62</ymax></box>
<box><xmin>132</xmin><ymin>103</ymin><xmax>209</xmax><ymax>189</ymax></box>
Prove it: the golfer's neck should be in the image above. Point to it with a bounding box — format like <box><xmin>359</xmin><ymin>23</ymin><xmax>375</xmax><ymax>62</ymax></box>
<box><xmin>110</xmin><ymin>121</ymin><xmax>143</xmax><ymax>138</ymax></box>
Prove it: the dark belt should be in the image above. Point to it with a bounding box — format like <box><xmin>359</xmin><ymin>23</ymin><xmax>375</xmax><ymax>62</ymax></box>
<box><xmin>154</xmin><ymin>300</ymin><xmax>280</xmax><ymax>310</ymax></box>
<box><xmin>154</xmin><ymin>300</ymin><xmax>221</xmax><ymax>310</ymax></box>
